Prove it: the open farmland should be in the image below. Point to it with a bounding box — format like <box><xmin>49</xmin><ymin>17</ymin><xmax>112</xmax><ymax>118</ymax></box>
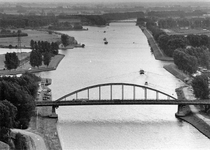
<box><xmin>0</xmin><ymin>29</ymin><xmax>61</xmax><ymax>48</ymax></box>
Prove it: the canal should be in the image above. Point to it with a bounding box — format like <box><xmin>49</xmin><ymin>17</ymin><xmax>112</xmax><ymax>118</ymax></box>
<box><xmin>39</xmin><ymin>22</ymin><xmax>210</xmax><ymax>150</ymax></box>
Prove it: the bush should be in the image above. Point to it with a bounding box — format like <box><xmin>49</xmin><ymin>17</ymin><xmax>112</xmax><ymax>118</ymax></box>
<box><xmin>14</xmin><ymin>133</ymin><xmax>27</xmax><ymax>150</ymax></box>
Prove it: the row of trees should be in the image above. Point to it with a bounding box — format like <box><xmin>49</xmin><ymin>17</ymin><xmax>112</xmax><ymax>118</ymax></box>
<box><xmin>0</xmin><ymin>11</ymin><xmax>145</xmax><ymax>28</ymax></box>
<box><xmin>102</xmin><ymin>11</ymin><xmax>144</xmax><ymax>22</ymax></box>
<box><xmin>48</xmin><ymin>22</ymin><xmax>83</xmax><ymax>30</ymax></box>
<box><xmin>30</xmin><ymin>40</ymin><xmax>59</xmax><ymax>54</ymax></box>
<box><xmin>0</xmin><ymin>14</ymin><xmax>57</xmax><ymax>28</ymax></box>
<box><xmin>0</xmin><ymin>29</ymin><xmax>28</xmax><ymax>38</ymax></box>
<box><xmin>147</xmin><ymin>10</ymin><xmax>205</xmax><ymax>18</ymax></box>
<box><xmin>158</xmin><ymin>17</ymin><xmax>210</xmax><ymax>29</ymax></box>
<box><xmin>145</xmin><ymin>21</ymin><xmax>186</xmax><ymax>57</ymax></box>
<box><xmin>30</xmin><ymin>40</ymin><xmax>59</xmax><ymax>68</ymax></box>
<box><xmin>0</xmin><ymin>73</ymin><xmax>40</xmax><ymax>147</ymax></box>
<box><xmin>4</xmin><ymin>40</ymin><xmax>60</xmax><ymax>70</ymax></box>
<box><xmin>141</xmin><ymin>18</ymin><xmax>210</xmax><ymax>57</ymax></box>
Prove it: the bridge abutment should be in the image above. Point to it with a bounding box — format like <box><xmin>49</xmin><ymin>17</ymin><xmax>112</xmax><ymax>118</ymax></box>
<box><xmin>175</xmin><ymin>105</ymin><xmax>187</xmax><ymax>117</ymax></box>
<box><xmin>49</xmin><ymin>106</ymin><xmax>58</xmax><ymax>118</ymax></box>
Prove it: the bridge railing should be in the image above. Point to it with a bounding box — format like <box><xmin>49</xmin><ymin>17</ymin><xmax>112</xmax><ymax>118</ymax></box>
<box><xmin>56</xmin><ymin>83</ymin><xmax>177</xmax><ymax>102</ymax></box>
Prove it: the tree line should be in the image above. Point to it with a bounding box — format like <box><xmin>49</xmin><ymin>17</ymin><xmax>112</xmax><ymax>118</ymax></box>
<box><xmin>147</xmin><ymin>10</ymin><xmax>205</xmax><ymax>18</ymax></box>
<box><xmin>137</xmin><ymin>17</ymin><xmax>210</xmax><ymax>58</ymax></box>
<box><xmin>30</xmin><ymin>40</ymin><xmax>59</xmax><ymax>68</ymax></box>
<box><xmin>173</xmin><ymin>46</ymin><xmax>210</xmax><ymax>74</ymax></box>
<box><xmin>138</xmin><ymin>17</ymin><xmax>210</xmax><ymax>106</ymax></box>
<box><xmin>0</xmin><ymin>73</ymin><xmax>40</xmax><ymax>148</ymax></box>
<box><xmin>0</xmin><ymin>29</ymin><xmax>28</xmax><ymax>38</ymax></box>
<box><xmin>140</xmin><ymin>17</ymin><xmax>210</xmax><ymax>75</ymax></box>
<box><xmin>0</xmin><ymin>11</ymin><xmax>146</xmax><ymax>28</ymax></box>
<box><xmin>158</xmin><ymin>17</ymin><xmax>210</xmax><ymax>29</ymax></box>
<box><xmin>0</xmin><ymin>14</ymin><xmax>57</xmax><ymax>28</ymax></box>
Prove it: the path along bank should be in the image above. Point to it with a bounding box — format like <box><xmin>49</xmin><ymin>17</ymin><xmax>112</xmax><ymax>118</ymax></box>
<box><xmin>140</xmin><ymin>25</ymin><xmax>210</xmax><ymax>139</ymax></box>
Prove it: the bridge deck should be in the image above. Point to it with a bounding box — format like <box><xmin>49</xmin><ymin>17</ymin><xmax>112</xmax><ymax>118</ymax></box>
<box><xmin>36</xmin><ymin>99</ymin><xmax>210</xmax><ymax>107</ymax></box>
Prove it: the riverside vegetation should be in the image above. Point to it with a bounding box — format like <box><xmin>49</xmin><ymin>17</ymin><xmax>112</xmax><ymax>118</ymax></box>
<box><xmin>0</xmin><ymin>72</ymin><xmax>40</xmax><ymax>149</ymax></box>
<box><xmin>137</xmin><ymin>11</ymin><xmax>210</xmax><ymax>112</ymax></box>
<box><xmin>0</xmin><ymin>30</ymin><xmax>65</xmax><ymax>149</ymax></box>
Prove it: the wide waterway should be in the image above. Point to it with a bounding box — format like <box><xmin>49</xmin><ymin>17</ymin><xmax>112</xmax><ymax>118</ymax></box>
<box><xmin>37</xmin><ymin>22</ymin><xmax>210</xmax><ymax>150</ymax></box>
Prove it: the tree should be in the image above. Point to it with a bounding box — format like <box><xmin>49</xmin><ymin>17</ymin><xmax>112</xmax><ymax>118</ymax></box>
<box><xmin>29</xmin><ymin>50</ymin><xmax>42</xmax><ymax>68</ymax></box>
<box><xmin>0</xmin><ymin>73</ymin><xmax>39</xmax><ymax>129</ymax></box>
<box><xmin>4</xmin><ymin>52</ymin><xmax>20</xmax><ymax>70</ymax></box>
<box><xmin>173</xmin><ymin>48</ymin><xmax>198</xmax><ymax>74</ymax></box>
<box><xmin>0</xmin><ymin>100</ymin><xmax>17</xmax><ymax>143</ymax></box>
<box><xmin>52</xmin><ymin>42</ymin><xmax>59</xmax><ymax>55</ymax></box>
<box><xmin>192</xmin><ymin>75</ymin><xmax>209</xmax><ymax>99</ymax></box>
<box><xmin>61</xmin><ymin>34</ymin><xmax>69</xmax><ymax>47</ymax></box>
<box><xmin>187</xmin><ymin>34</ymin><xmax>202</xmax><ymax>47</ymax></box>
<box><xmin>157</xmin><ymin>34</ymin><xmax>169</xmax><ymax>52</ymax></box>
<box><xmin>185</xmin><ymin>46</ymin><xmax>210</xmax><ymax>69</ymax></box>
<box><xmin>43</xmin><ymin>52</ymin><xmax>51</xmax><ymax>67</ymax></box>
<box><xmin>30</xmin><ymin>40</ymin><xmax>35</xmax><ymax>50</ymax></box>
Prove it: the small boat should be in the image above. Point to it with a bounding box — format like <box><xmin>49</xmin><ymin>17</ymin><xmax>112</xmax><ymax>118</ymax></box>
<box><xmin>103</xmin><ymin>38</ymin><xmax>107</xmax><ymax>41</ymax></box>
<box><xmin>139</xmin><ymin>69</ymin><xmax>144</xmax><ymax>74</ymax></box>
<box><xmin>104</xmin><ymin>41</ymin><xmax>108</xmax><ymax>44</ymax></box>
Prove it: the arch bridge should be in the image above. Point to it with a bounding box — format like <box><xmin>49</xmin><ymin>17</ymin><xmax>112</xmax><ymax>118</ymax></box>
<box><xmin>36</xmin><ymin>83</ymin><xmax>210</xmax><ymax>118</ymax></box>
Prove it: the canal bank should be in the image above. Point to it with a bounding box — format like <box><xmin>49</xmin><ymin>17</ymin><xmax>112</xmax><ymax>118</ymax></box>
<box><xmin>140</xmin><ymin>25</ymin><xmax>210</xmax><ymax>140</ymax></box>
<box><xmin>0</xmin><ymin>53</ymin><xmax>64</xmax><ymax>150</ymax></box>
<box><xmin>165</xmin><ymin>63</ymin><xmax>210</xmax><ymax>139</ymax></box>
<box><xmin>139</xmin><ymin>26</ymin><xmax>173</xmax><ymax>61</ymax></box>
<box><xmin>27</xmin><ymin>54</ymin><xmax>64</xmax><ymax>150</ymax></box>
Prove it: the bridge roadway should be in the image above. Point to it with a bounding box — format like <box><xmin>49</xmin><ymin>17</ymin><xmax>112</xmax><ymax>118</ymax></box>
<box><xmin>35</xmin><ymin>83</ymin><xmax>210</xmax><ymax>118</ymax></box>
<box><xmin>36</xmin><ymin>99</ymin><xmax>210</xmax><ymax>107</ymax></box>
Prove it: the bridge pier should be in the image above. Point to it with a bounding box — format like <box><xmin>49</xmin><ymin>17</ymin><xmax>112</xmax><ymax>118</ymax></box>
<box><xmin>49</xmin><ymin>106</ymin><xmax>58</xmax><ymax>118</ymax></box>
<box><xmin>175</xmin><ymin>105</ymin><xmax>187</xmax><ymax>117</ymax></box>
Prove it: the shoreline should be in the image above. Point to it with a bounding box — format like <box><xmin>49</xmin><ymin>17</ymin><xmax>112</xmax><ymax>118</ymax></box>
<box><xmin>139</xmin><ymin>26</ymin><xmax>173</xmax><ymax>61</ymax></box>
<box><xmin>165</xmin><ymin>63</ymin><xmax>210</xmax><ymax>139</ymax></box>
<box><xmin>0</xmin><ymin>52</ymin><xmax>64</xmax><ymax>150</ymax></box>
<box><xmin>0</xmin><ymin>54</ymin><xmax>65</xmax><ymax>76</ymax></box>
<box><xmin>25</xmin><ymin>54</ymin><xmax>64</xmax><ymax>150</ymax></box>
<box><xmin>0</xmin><ymin>54</ymin><xmax>64</xmax><ymax>150</ymax></box>
<box><xmin>139</xmin><ymin>25</ymin><xmax>210</xmax><ymax>139</ymax></box>
<box><xmin>27</xmin><ymin>55</ymin><xmax>64</xmax><ymax>150</ymax></box>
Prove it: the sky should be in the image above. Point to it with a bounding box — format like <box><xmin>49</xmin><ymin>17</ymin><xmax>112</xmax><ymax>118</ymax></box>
<box><xmin>0</xmin><ymin>0</ymin><xmax>209</xmax><ymax>3</ymax></box>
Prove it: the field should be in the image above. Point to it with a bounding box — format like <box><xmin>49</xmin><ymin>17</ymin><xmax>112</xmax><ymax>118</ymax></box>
<box><xmin>163</xmin><ymin>28</ymin><xmax>210</xmax><ymax>36</ymax></box>
<box><xmin>0</xmin><ymin>29</ymin><xmax>61</xmax><ymax>48</ymax></box>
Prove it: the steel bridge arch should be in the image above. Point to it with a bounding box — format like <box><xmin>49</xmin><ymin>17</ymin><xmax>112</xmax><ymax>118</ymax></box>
<box><xmin>56</xmin><ymin>83</ymin><xmax>177</xmax><ymax>101</ymax></box>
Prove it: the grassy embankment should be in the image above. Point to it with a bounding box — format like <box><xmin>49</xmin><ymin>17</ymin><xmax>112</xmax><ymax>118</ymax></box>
<box><xmin>140</xmin><ymin>25</ymin><xmax>210</xmax><ymax>139</ymax></box>
<box><xmin>139</xmin><ymin>26</ymin><xmax>173</xmax><ymax>61</ymax></box>
<box><xmin>166</xmin><ymin>64</ymin><xmax>210</xmax><ymax>139</ymax></box>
